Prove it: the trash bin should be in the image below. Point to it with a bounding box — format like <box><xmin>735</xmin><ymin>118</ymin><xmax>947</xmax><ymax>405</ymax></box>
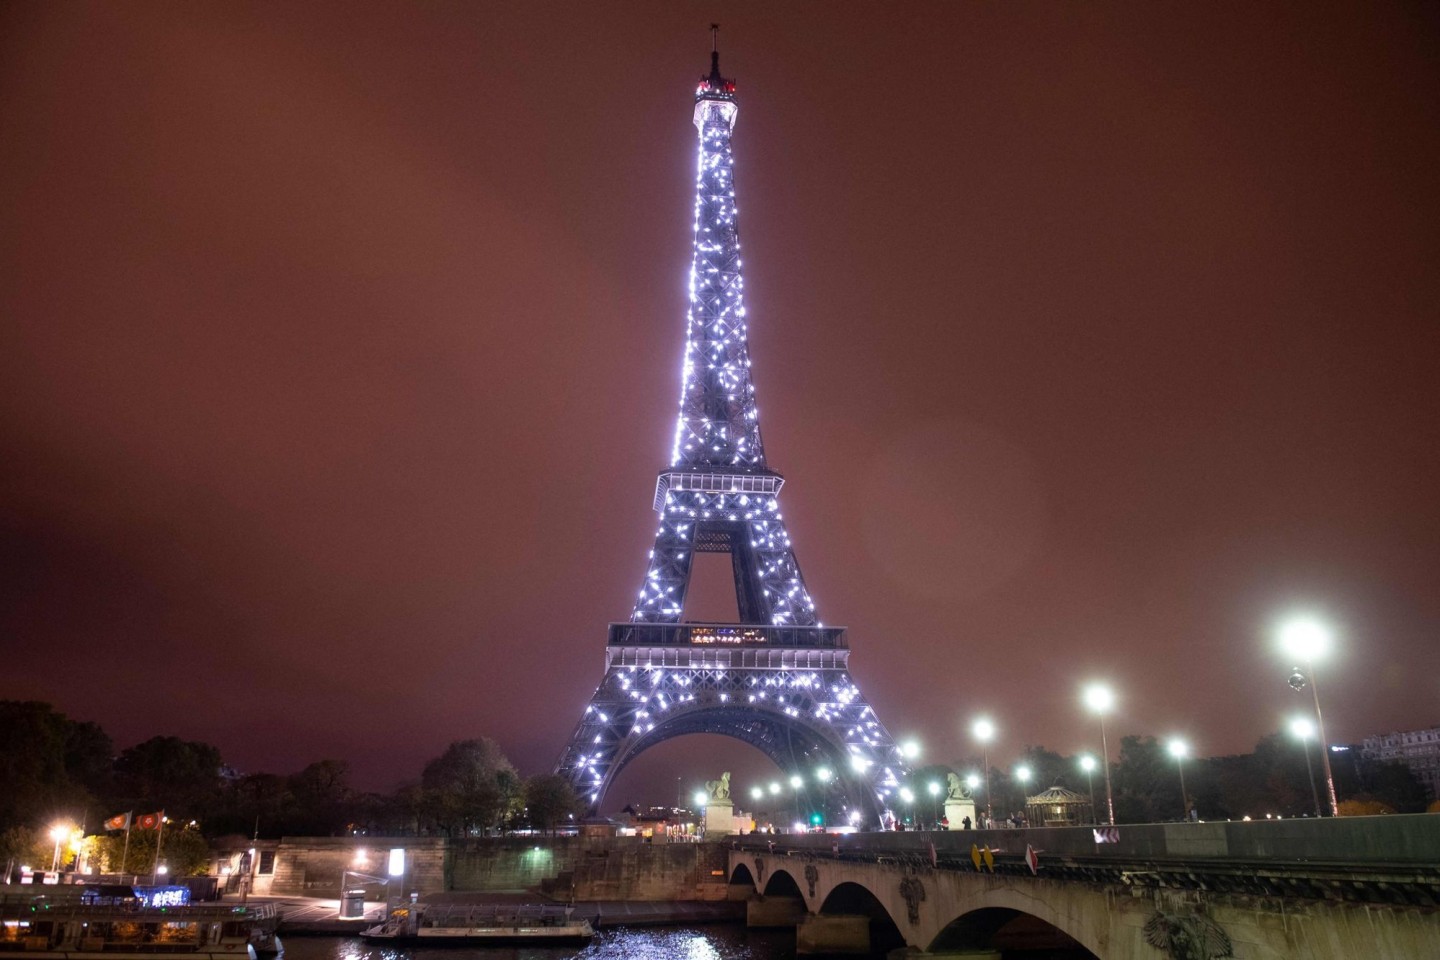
<box><xmin>339</xmin><ymin>889</ymin><xmax>366</xmax><ymax>920</ymax></box>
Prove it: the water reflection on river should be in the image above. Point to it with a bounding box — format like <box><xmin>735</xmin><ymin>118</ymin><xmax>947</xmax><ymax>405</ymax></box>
<box><xmin>279</xmin><ymin>928</ymin><xmax>804</xmax><ymax>960</ymax></box>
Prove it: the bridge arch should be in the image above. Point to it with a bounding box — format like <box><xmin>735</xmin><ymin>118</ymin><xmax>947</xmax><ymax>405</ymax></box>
<box><xmin>761</xmin><ymin>867</ymin><xmax>804</xmax><ymax>899</ymax></box>
<box><xmin>931</xmin><ymin>901</ymin><xmax>1100</xmax><ymax>958</ymax></box>
<box><xmin>728</xmin><ymin>862</ymin><xmax>755</xmax><ymax>889</ymax></box>
<box><xmin>818</xmin><ymin>881</ymin><xmax>906</xmax><ymax>954</ymax></box>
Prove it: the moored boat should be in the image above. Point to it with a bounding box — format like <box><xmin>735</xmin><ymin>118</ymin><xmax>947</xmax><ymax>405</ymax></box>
<box><xmin>360</xmin><ymin>903</ymin><xmax>593</xmax><ymax>945</ymax></box>
<box><xmin>0</xmin><ymin>892</ymin><xmax>278</xmax><ymax>960</ymax></box>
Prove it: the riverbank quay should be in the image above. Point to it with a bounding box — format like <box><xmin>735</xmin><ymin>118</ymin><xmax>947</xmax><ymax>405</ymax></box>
<box><xmin>212</xmin><ymin>835</ymin><xmax>731</xmax><ymax>902</ymax></box>
<box><xmin>256</xmin><ymin>893</ymin><xmax>742</xmax><ymax>935</ymax></box>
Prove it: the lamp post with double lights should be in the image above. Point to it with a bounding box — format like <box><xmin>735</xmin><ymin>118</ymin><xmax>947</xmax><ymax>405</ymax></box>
<box><xmin>49</xmin><ymin>824</ymin><xmax>68</xmax><ymax>872</ymax></box>
<box><xmin>1014</xmin><ymin>765</ymin><xmax>1032</xmax><ymax>824</ymax></box>
<box><xmin>971</xmin><ymin>717</ymin><xmax>996</xmax><ymax>824</ymax></box>
<box><xmin>1079</xmin><ymin>755</ymin><xmax>1098</xmax><ymax>823</ymax></box>
<box><xmin>1083</xmin><ymin>684</ymin><xmax>1116</xmax><ymax>825</ymax></box>
<box><xmin>1167</xmin><ymin>739</ymin><xmax>1189</xmax><ymax>820</ymax></box>
<box><xmin>1289</xmin><ymin>717</ymin><xmax>1323</xmax><ymax>818</ymax></box>
<box><xmin>1280</xmin><ymin>616</ymin><xmax>1339</xmax><ymax>817</ymax></box>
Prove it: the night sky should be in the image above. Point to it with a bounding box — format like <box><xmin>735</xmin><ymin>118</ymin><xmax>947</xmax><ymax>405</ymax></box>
<box><xmin>3</xmin><ymin>3</ymin><xmax>1438</xmax><ymax>809</ymax></box>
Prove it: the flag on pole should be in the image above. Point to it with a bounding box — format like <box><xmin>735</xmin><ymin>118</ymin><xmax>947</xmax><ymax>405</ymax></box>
<box><xmin>928</xmin><ymin>841</ymin><xmax>937</xmax><ymax>868</ymax></box>
<box><xmin>104</xmin><ymin>812</ymin><xmax>132</xmax><ymax>831</ymax></box>
<box><xmin>136</xmin><ymin>812</ymin><xmax>163</xmax><ymax>830</ymax></box>
<box><xmin>1025</xmin><ymin>843</ymin><xmax>1040</xmax><ymax>875</ymax></box>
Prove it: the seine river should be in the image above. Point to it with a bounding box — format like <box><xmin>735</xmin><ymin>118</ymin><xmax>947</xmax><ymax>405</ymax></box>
<box><xmin>279</xmin><ymin>928</ymin><xmax>815</xmax><ymax>960</ymax></box>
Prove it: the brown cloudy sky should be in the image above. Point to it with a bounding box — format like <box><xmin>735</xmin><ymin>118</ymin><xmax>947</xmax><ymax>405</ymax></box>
<box><xmin>2</xmin><ymin>2</ymin><xmax>1438</xmax><ymax>806</ymax></box>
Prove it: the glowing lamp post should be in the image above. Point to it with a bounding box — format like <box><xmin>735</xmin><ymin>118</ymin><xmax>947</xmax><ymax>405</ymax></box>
<box><xmin>1079</xmin><ymin>755</ymin><xmax>1098</xmax><ymax>823</ymax></box>
<box><xmin>1289</xmin><ymin>716</ymin><xmax>1323</xmax><ymax>818</ymax></box>
<box><xmin>1014</xmin><ymin>764</ymin><xmax>1032</xmax><ymax>819</ymax></box>
<box><xmin>49</xmin><ymin>824</ymin><xmax>68</xmax><ymax>872</ymax></box>
<box><xmin>1167</xmin><ymin>739</ymin><xmax>1189</xmax><ymax>820</ymax></box>
<box><xmin>900</xmin><ymin>740</ymin><xmax>920</xmax><ymax>762</ymax></box>
<box><xmin>899</xmin><ymin>787</ymin><xmax>915</xmax><ymax>828</ymax></box>
<box><xmin>1083</xmin><ymin>684</ymin><xmax>1116</xmax><ymax>825</ymax></box>
<box><xmin>971</xmin><ymin>717</ymin><xmax>996</xmax><ymax>822</ymax></box>
<box><xmin>964</xmin><ymin>772</ymin><xmax>981</xmax><ymax>811</ymax></box>
<box><xmin>1280</xmin><ymin>616</ymin><xmax>1339</xmax><ymax>817</ymax></box>
<box><xmin>927</xmin><ymin>781</ymin><xmax>941</xmax><ymax>829</ymax></box>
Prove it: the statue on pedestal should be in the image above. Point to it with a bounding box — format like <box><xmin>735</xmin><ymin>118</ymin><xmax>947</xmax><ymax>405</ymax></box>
<box><xmin>705</xmin><ymin>771</ymin><xmax>731</xmax><ymax>801</ymax></box>
<box><xmin>945</xmin><ymin>772</ymin><xmax>972</xmax><ymax>801</ymax></box>
<box><xmin>703</xmin><ymin>772</ymin><xmax>735</xmax><ymax>837</ymax></box>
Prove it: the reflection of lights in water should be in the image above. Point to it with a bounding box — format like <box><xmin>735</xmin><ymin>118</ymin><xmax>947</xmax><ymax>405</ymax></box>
<box><xmin>684</xmin><ymin>933</ymin><xmax>721</xmax><ymax>960</ymax></box>
<box><xmin>284</xmin><ymin>926</ymin><xmax>779</xmax><ymax>960</ymax></box>
<box><xmin>566</xmin><ymin>928</ymin><xmax>736</xmax><ymax>959</ymax></box>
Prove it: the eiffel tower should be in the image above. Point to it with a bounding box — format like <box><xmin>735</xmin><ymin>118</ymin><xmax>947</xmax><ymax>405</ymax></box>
<box><xmin>556</xmin><ymin>31</ymin><xmax>906</xmax><ymax>826</ymax></box>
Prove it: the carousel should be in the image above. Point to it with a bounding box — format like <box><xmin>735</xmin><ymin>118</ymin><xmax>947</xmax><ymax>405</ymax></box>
<box><xmin>1024</xmin><ymin>784</ymin><xmax>1094</xmax><ymax>827</ymax></box>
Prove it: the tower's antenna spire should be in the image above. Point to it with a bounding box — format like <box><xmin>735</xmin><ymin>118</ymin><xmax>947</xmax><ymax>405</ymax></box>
<box><xmin>708</xmin><ymin>23</ymin><xmax>723</xmax><ymax>81</ymax></box>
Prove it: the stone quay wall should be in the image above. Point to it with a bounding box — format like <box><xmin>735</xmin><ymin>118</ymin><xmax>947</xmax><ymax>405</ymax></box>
<box><xmin>264</xmin><ymin>836</ymin><xmax>728</xmax><ymax>901</ymax></box>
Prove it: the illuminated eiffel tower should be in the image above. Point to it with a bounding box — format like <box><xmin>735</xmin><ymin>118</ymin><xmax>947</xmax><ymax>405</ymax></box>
<box><xmin>557</xmin><ymin>31</ymin><xmax>905</xmax><ymax>825</ymax></box>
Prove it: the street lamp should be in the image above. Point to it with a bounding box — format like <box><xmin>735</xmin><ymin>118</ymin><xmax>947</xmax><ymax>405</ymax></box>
<box><xmin>751</xmin><ymin>786</ymin><xmax>764</xmax><ymax>802</ymax></box>
<box><xmin>927</xmin><ymin>781</ymin><xmax>941</xmax><ymax>828</ymax></box>
<box><xmin>971</xmin><ymin>717</ymin><xmax>996</xmax><ymax>823</ymax></box>
<box><xmin>1280</xmin><ymin>616</ymin><xmax>1339</xmax><ymax>816</ymax></box>
<box><xmin>694</xmin><ymin>790</ymin><xmax>708</xmax><ymax>809</ymax></box>
<box><xmin>1083</xmin><ymin>683</ymin><xmax>1116</xmax><ymax>825</ymax></box>
<box><xmin>899</xmin><ymin>787</ymin><xmax>915</xmax><ymax>828</ymax></box>
<box><xmin>1014</xmin><ymin>765</ymin><xmax>1032</xmax><ymax>824</ymax></box>
<box><xmin>1289</xmin><ymin>716</ymin><xmax>1323</xmax><ymax>818</ymax></box>
<box><xmin>1079</xmin><ymin>755</ymin><xmax>1098</xmax><ymax>823</ymax></box>
<box><xmin>49</xmin><ymin>824</ymin><xmax>69</xmax><ymax>872</ymax></box>
<box><xmin>1167</xmin><ymin>739</ymin><xmax>1189</xmax><ymax>820</ymax></box>
<box><xmin>900</xmin><ymin>740</ymin><xmax>921</xmax><ymax>762</ymax></box>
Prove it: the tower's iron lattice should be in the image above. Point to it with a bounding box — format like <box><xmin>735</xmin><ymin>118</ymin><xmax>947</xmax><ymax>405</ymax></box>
<box><xmin>556</xmin><ymin>39</ymin><xmax>906</xmax><ymax>825</ymax></box>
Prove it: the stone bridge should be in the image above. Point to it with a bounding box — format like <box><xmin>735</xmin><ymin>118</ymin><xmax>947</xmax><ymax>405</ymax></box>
<box><xmin>728</xmin><ymin>814</ymin><xmax>1440</xmax><ymax>958</ymax></box>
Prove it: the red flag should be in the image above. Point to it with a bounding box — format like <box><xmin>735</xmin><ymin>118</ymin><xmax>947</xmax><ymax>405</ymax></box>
<box><xmin>1025</xmin><ymin>843</ymin><xmax>1039</xmax><ymax>875</ymax></box>
<box><xmin>928</xmin><ymin>841</ymin><xmax>937</xmax><ymax>867</ymax></box>
<box><xmin>104</xmin><ymin>812</ymin><xmax>132</xmax><ymax>831</ymax></box>
<box><xmin>135</xmin><ymin>811</ymin><xmax>163</xmax><ymax>830</ymax></box>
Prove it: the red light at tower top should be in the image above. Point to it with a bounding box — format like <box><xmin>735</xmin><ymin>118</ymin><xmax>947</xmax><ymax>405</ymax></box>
<box><xmin>696</xmin><ymin>24</ymin><xmax>737</xmax><ymax>100</ymax></box>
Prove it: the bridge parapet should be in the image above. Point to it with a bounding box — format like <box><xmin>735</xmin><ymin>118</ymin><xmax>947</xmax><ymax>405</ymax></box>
<box><xmin>738</xmin><ymin>812</ymin><xmax>1440</xmax><ymax>866</ymax></box>
<box><xmin>729</xmin><ymin>820</ymin><xmax>1440</xmax><ymax>959</ymax></box>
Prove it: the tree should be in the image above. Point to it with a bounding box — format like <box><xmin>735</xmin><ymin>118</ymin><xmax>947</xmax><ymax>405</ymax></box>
<box><xmin>420</xmin><ymin>739</ymin><xmax>519</xmax><ymax>836</ymax></box>
<box><xmin>0</xmin><ymin>701</ymin><xmax>113</xmax><ymax>831</ymax></box>
<box><xmin>522</xmin><ymin>775</ymin><xmax>583</xmax><ymax>835</ymax></box>
<box><xmin>0</xmin><ymin>826</ymin><xmax>47</xmax><ymax>875</ymax></box>
<box><xmin>288</xmin><ymin>760</ymin><xmax>353</xmax><ymax>836</ymax></box>
<box><xmin>94</xmin><ymin>824</ymin><xmax>212</xmax><ymax>877</ymax></box>
<box><xmin>1112</xmin><ymin>736</ymin><xmax>1173</xmax><ymax>823</ymax></box>
<box><xmin>114</xmin><ymin>737</ymin><xmax>223</xmax><ymax>820</ymax></box>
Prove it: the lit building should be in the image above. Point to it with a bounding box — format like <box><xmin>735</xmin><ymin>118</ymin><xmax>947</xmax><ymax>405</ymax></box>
<box><xmin>1360</xmin><ymin>725</ymin><xmax>1440</xmax><ymax>800</ymax></box>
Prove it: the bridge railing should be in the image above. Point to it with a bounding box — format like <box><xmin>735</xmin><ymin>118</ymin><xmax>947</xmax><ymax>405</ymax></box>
<box><xmin>734</xmin><ymin>813</ymin><xmax>1440</xmax><ymax>866</ymax></box>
